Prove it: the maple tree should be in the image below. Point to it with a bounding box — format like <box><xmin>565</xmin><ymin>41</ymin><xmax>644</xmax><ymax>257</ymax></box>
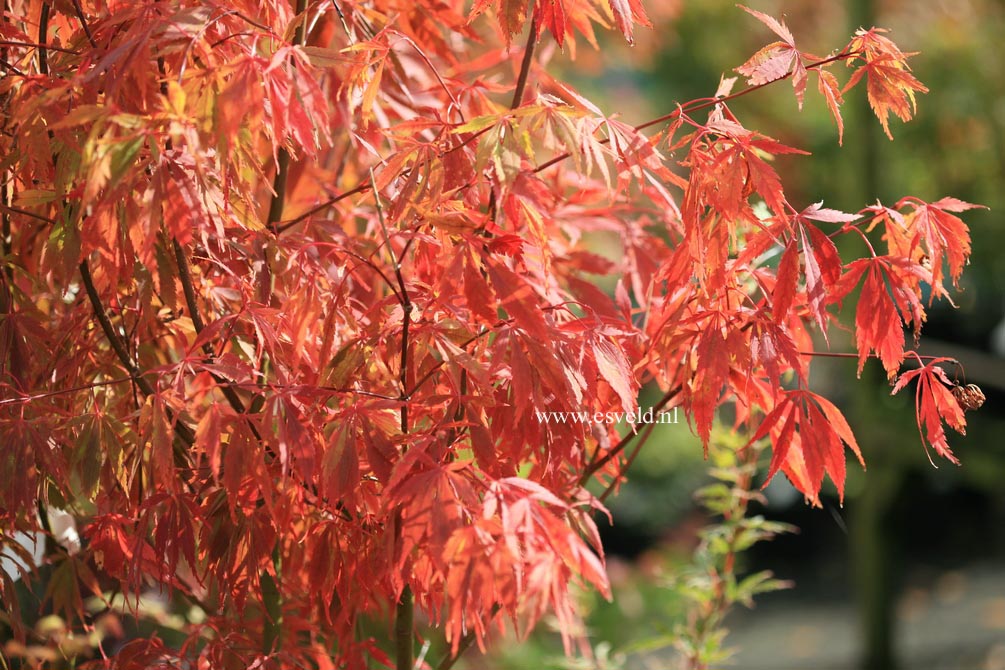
<box><xmin>0</xmin><ymin>0</ymin><xmax>986</xmax><ymax>668</ymax></box>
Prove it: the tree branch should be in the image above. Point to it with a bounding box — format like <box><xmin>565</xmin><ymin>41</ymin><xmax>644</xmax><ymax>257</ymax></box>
<box><xmin>579</xmin><ymin>385</ymin><xmax>682</xmax><ymax>485</ymax></box>
<box><xmin>37</xmin><ymin>1</ymin><xmax>49</xmax><ymax>75</ymax></box>
<box><xmin>533</xmin><ymin>49</ymin><xmax>858</xmax><ymax>175</ymax></box>
<box><xmin>395</xmin><ymin>585</ymin><xmax>414</xmax><ymax>670</ymax></box>
<box><xmin>79</xmin><ymin>259</ymin><xmax>196</xmax><ymax>453</ymax></box>
<box><xmin>597</xmin><ymin>421</ymin><xmax>656</xmax><ymax>504</ymax></box>
<box><xmin>510</xmin><ymin>11</ymin><xmax>539</xmax><ymax>110</ymax></box>
<box><xmin>266</xmin><ymin>0</ymin><xmax>308</xmax><ymax>235</ymax></box>
<box><xmin>69</xmin><ymin>0</ymin><xmax>97</xmax><ymax>48</ymax></box>
<box><xmin>172</xmin><ymin>238</ymin><xmax>254</xmax><ymax>417</ymax></box>
<box><xmin>369</xmin><ymin>173</ymin><xmax>417</xmax><ymax>670</ymax></box>
<box><xmin>274</xmin><ymin>51</ymin><xmax>859</xmax><ymax>232</ymax></box>
<box><xmin>79</xmin><ymin>261</ymin><xmax>155</xmax><ymax>398</ymax></box>
<box><xmin>0</xmin><ymin>39</ymin><xmax>80</xmax><ymax>55</ymax></box>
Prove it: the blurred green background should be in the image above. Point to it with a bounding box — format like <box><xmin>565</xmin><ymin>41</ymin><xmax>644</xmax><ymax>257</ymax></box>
<box><xmin>476</xmin><ymin>1</ymin><xmax>1005</xmax><ymax>668</ymax></box>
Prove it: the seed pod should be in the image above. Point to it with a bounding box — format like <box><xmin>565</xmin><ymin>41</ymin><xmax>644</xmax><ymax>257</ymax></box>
<box><xmin>952</xmin><ymin>383</ymin><xmax>986</xmax><ymax>411</ymax></box>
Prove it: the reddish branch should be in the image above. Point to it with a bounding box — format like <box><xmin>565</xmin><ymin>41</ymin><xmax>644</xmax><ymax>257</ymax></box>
<box><xmin>0</xmin><ymin>39</ymin><xmax>81</xmax><ymax>54</ymax></box>
<box><xmin>369</xmin><ymin>170</ymin><xmax>417</xmax><ymax>670</ymax></box>
<box><xmin>275</xmin><ymin>50</ymin><xmax>859</xmax><ymax>237</ymax></box>
<box><xmin>579</xmin><ymin>384</ymin><xmax>682</xmax><ymax>485</ymax></box>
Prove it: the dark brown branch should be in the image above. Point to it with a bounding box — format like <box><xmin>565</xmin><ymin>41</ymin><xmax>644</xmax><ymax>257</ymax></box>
<box><xmin>0</xmin><ymin>203</ymin><xmax>55</xmax><ymax>225</ymax></box>
<box><xmin>405</xmin><ymin>323</ymin><xmax>503</xmax><ymax>399</ymax></box>
<box><xmin>267</xmin><ymin>149</ymin><xmax>292</xmax><ymax>233</ymax></box>
<box><xmin>341</xmin><ymin>249</ymin><xmax>403</xmax><ymax>303</ymax></box>
<box><xmin>233</xmin><ymin>11</ymin><xmax>277</xmax><ymax>35</ymax></box>
<box><xmin>69</xmin><ymin>0</ymin><xmax>97</xmax><ymax>48</ymax></box>
<box><xmin>329</xmin><ymin>0</ymin><xmax>351</xmax><ymax>37</ymax></box>
<box><xmin>0</xmin><ymin>377</ymin><xmax>399</xmax><ymax>407</ymax></box>
<box><xmin>395</xmin><ymin>585</ymin><xmax>414</xmax><ymax>670</ymax></box>
<box><xmin>510</xmin><ymin>11</ymin><xmax>539</xmax><ymax>110</ymax></box>
<box><xmin>274</xmin><ymin>182</ymin><xmax>370</xmax><ymax>233</ymax></box>
<box><xmin>79</xmin><ymin>260</ymin><xmax>197</xmax><ymax>452</ymax></box>
<box><xmin>265</xmin><ymin>0</ymin><xmax>308</xmax><ymax>235</ymax></box>
<box><xmin>79</xmin><ymin>261</ymin><xmax>155</xmax><ymax>398</ymax></box>
<box><xmin>0</xmin><ymin>57</ymin><xmax>25</xmax><ymax>76</ymax></box>
<box><xmin>37</xmin><ymin>1</ymin><xmax>49</xmax><ymax>75</ymax></box>
<box><xmin>172</xmin><ymin>238</ymin><xmax>256</xmax><ymax>419</ymax></box>
<box><xmin>370</xmin><ymin>172</ymin><xmax>416</xmax><ymax>670</ymax></box>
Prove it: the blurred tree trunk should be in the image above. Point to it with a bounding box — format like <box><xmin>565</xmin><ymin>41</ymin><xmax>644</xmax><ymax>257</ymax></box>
<box><xmin>850</xmin><ymin>444</ymin><xmax>903</xmax><ymax>670</ymax></box>
<box><xmin>847</xmin><ymin>1</ymin><xmax>901</xmax><ymax>668</ymax></box>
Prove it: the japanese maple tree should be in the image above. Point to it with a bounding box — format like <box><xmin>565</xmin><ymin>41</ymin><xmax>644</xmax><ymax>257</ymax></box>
<box><xmin>0</xmin><ymin>0</ymin><xmax>984</xmax><ymax>668</ymax></box>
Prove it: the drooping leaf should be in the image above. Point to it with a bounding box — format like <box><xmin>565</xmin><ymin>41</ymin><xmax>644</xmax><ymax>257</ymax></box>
<box><xmin>892</xmin><ymin>359</ymin><xmax>966</xmax><ymax>464</ymax></box>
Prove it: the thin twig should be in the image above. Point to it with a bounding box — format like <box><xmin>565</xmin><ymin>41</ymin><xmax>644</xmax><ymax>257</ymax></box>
<box><xmin>79</xmin><ymin>261</ymin><xmax>155</xmax><ymax>398</ymax></box>
<box><xmin>0</xmin><ymin>376</ymin><xmax>134</xmax><ymax>405</ymax></box>
<box><xmin>69</xmin><ymin>0</ymin><xmax>97</xmax><ymax>48</ymax></box>
<box><xmin>597</xmin><ymin>421</ymin><xmax>656</xmax><ymax>504</ymax></box>
<box><xmin>233</xmin><ymin>11</ymin><xmax>277</xmax><ymax>35</ymax></box>
<box><xmin>329</xmin><ymin>0</ymin><xmax>351</xmax><ymax>37</ymax></box>
<box><xmin>0</xmin><ymin>40</ymin><xmax>81</xmax><ymax>55</ymax></box>
<box><xmin>393</xmin><ymin>32</ymin><xmax>464</xmax><ymax>121</ymax></box>
<box><xmin>0</xmin><ymin>203</ymin><xmax>55</xmax><ymax>225</ymax></box>
<box><xmin>799</xmin><ymin>350</ymin><xmax>958</xmax><ymax>366</ymax></box>
<box><xmin>534</xmin><ymin>49</ymin><xmax>858</xmax><ymax>175</ymax></box>
<box><xmin>369</xmin><ymin>169</ymin><xmax>416</xmax><ymax>670</ymax></box>
<box><xmin>579</xmin><ymin>385</ymin><xmax>682</xmax><ymax>485</ymax></box>
<box><xmin>510</xmin><ymin>11</ymin><xmax>539</xmax><ymax>110</ymax></box>
<box><xmin>405</xmin><ymin>324</ymin><xmax>499</xmax><ymax>398</ymax></box>
<box><xmin>0</xmin><ymin>57</ymin><xmax>25</xmax><ymax>76</ymax></box>
<box><xmin>274</xmin><ymin>181</ymin><xmax>370</xmax><ymax>233</ymax></box>
<box><xmin>273</xmin><ymin>51</ymin><xmax>859</xmax><ymax>232</ymax></box>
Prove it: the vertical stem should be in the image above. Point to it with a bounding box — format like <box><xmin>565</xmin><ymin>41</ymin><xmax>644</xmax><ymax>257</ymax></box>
<box><xmin>847</xmin><ymin>1</ymin><xmax>900</xmax><ymax>667</ymax></box>
<box><xmin>259</xmin><ymin>3</ymin><xmax>306</xmax><ymax>646</ymax></box>
<box><xmin>266</xmin><ymin>0</ymin><xmax>307</xmax><ymax>233</ymax></box>
<box><xmin>262</xmin><ymin>545</ymin><xmax>283</xmax><ymax>654</ymax></box>
<box><xmin>851</xmin><ymin>460</ymin><xmax>901</xmax><ymax>670</ymax></box>
<box><xmin>1</xmin><ymin>1</ymin><xmax>10</xmax><ymax>277</ymax></box>
<box><xmin>371</xmin><ymin>173</ymin><xmax>415</xmax><ymax>670</ymax></box>
<box><xmin>510</xmin><ymin>12</ymin><xmax>539</xmax><ymax>110</ymax></box>
<box><xmin>395</xmin><ymin>586</ymin><xmax>414</xmax><ymax>670</ymax></box>
<box><xmin>37</xmin><ymin>1</ymin><xmax>50</xmax><ymax>75</ymax></box>
<box><xmin>266</xmin><ymin>149</ymin><xmax>291</xmax><ymax>231</ymax></box>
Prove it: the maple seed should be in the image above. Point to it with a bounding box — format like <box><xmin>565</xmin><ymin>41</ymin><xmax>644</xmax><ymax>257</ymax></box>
<box><xmin>952</xmin><ymin>383</ymin><xmax>986</xmax><ymax>411</ymax></box>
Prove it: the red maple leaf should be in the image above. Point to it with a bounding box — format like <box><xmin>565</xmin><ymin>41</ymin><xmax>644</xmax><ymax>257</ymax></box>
<box><xmin>892</xmin><ymin>357</ymin><xmax>966</xmax><ymax>465</ymax></box>
<box><xmin>832</xmin><ymin>255</ymin><xmax>930</xmax><ymax>378</ymax></box>
<box><xmin>844</xmin><ymin>28</ymin><xmax>928</xmax><ymax>139</ymax></box>
<box><xmin>750</xmin><ymin>389</ymin><xmax>863</xmax><ymax>504</ymax></box>
<box><xmin>737</xmin><ymin>6</ymin><xmax>808</xmax><ymax>107</ymax></box>
<box><xmin>607</xmin><ymin>0</ymin><xmax>651</xmax><ymax>45</ymax></box>
<box><xmin>816</xmin><ymin>69</ymin><xmax>845</xmax><ymax>143</ymax></box>
<box><xmin>895</xmin><ymin>196</ymin><xmax>984</xmax><ymax>293</ymax></box>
